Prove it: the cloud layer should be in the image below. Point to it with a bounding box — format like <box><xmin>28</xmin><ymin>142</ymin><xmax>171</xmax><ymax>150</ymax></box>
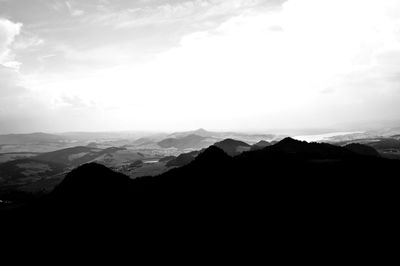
<box><xmin>1</xmin><ymin>0</ymin><xmax>400</xmax><ymax>133</ymax></box>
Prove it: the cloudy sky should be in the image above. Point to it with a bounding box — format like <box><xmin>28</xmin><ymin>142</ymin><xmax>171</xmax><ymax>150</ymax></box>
<box><xmin>1</xmin><ymin>0</ymin><xmax>400</xmax><ymax>134</ymax></box>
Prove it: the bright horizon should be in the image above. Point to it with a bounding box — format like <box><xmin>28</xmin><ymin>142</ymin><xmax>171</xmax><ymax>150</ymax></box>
<box><xmin>1</xmin><ymin>0</ymin><xmax>400</xmax><ymax>134</ymax></box>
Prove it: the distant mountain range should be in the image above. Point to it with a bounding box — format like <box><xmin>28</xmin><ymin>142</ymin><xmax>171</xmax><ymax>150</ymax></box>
<box><xmin>1</xmin><ymin>131</ymin><xmax>397</xmax><ymax>195</ymax></box>
<box><xmin>157</xmin><ymin>134</ymin><xmax>212</xmax><ymax>150</ymax></box>
<box><xmin>2</xmin><ymin>136</ymin><xmax>398</xmax><ymax>251</ymax></box>
<box><xmin>167</xmin><ymin>128</ymin><xmax>218</xmax><ymax>138</ymax></box>
<box><xmin>2</xmin><ymin>129</ymin><xmax>399</xmax><ymax>253</ymax></box>
<box><xmin>140</xmin><ymin>129</ymin><xmax>280</xmax><ymax>150</ymax></box>
<box><xmin>0</xmin><ymin>133</ymin><xmax>67</xmax><ymax>145</ymax></box>
<box><xmin>3</xmin><ymin>137</ymin><xmax>395</xmax><ymax>212</ymax></box>
<box><xmin>166</xmin><ymin>128</ymin><xmax>278</xmax><ymax>143</ymax></box>
<box><xmin>164</xmin><ymin>138</ymin><xmax>255</xmax><ymax>166</ymax></box>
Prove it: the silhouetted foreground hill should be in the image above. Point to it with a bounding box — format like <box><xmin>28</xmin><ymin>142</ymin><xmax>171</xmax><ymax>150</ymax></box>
<box><xmin>344</xmin><ymin>143</ymin><xmax>381</xmax><ymax>157</ymax></box>
<box><xmin>3</xmin><ymin>138</ymin><xmax>399</xmax><ymax>248</ymax></box>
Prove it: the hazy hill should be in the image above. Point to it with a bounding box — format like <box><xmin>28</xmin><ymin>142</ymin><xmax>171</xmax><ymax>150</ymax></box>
<box><xmin>34</xmin><ymin>146</ymin><xmax>103</xmax><ymax>166</ymax></box>
<box><xmin>369</xmin><ymin>138</ymin><xmax>400</xmax><ymax>150</ymax></box>
<box><xmin>157</xmin><ymin>134</ymin><xmax>211</xmax><ymax>150</ymax></box>
<box><xmin>167</xmin><ymin>128</ymin><xmax>217</xmax><ymax>138</ymax></box>
<box><xmin>33</xmin><ymin>146</ymin><xmax>141</xmax><ymax>167</ymax></box>
<box><xmin>213</xmin><ymin>138</ymin><xmax>251</xmax><ymax>156</ymax></box>
<box><xmin>164</xmin><ymin>137</ymin><xmax>254</xmax><ymax>165</ymax></box>
<box><xmin>166</xmin><ymin>150</ymin><xmax>201</xmax><ymax>167</ymax></box>
<box><xmin>132</xmin><ymin>137</ymin><xmax>156</xmax><ymax>146</ymax></box>
<box><xmin>329</xmin><ymin>137</ymin><xmax>400</xmax><ymax>159</ymax></box>
<box><xmin>167</xmin><ymin>128</ymin><xmax>277</xmax><ymax>144</ymax></box>
<box><xmin>0</xmin><ymin>133</ymin><xmax>67</xmax><ymax>145</ymax></box>
<box><xmin>250</xmin><ymin>140</ymin><xmax>271</xmax><ymax>151</ymax></box>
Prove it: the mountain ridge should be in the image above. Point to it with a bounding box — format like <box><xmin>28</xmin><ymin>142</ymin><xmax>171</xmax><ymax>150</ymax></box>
<box><xmin>3</xmin><ymin>136</ymin><xmax>398</xmax><ymax>246</ymax></box>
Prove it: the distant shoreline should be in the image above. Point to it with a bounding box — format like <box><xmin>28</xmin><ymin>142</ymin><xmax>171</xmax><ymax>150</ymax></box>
<box><xmin>294</xmin><ymin>131</ymin><xmax>365</xmax><ymax>142</ymax></box>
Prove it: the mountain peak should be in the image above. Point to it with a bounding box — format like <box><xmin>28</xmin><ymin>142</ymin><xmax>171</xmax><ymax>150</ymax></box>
<box><xmin>251</xmin><ymin>140</ymin><xmax>271</xmax><ymax>151</ymax></box>
<box><xmin>215</xmin><ymin>138</ymin><xmax>250</xmax><ymax>146</ymax></box>
<box><xmin>52</xmin><ymin>163</ymin><xmax>131</xmax><ymax>201</ymax></box>
<box><xmin>192</xmin><ymin>145</ymin><xmax>230</xmax><ymax>165</ymax></box>
<box><xmin>194</xmin><ymin>128</ymin><xmax>208</xmax><ymax>133</ymax></box>
<box><xmin>213</xmin><ymin>138</ymin><xmax>251</xmax><ymax>156</ymax></box>
<box><xmin>277</xmin><ymin>137</ymin><xmax>303</xmax><ymax>145</ymax></box>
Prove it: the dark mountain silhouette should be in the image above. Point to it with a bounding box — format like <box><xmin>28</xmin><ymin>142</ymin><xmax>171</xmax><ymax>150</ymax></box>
<box><xmin>51</xmin><ymin>163</ymin><xmax>132</xmax><ymax>210</ymax></box>
<box><xmin>157</xmin><ymin>134</ymin><xmax>209</xmax><ymax>149</ymax></box>
<box><xmin>3</xmin><ymin>137</ymin><xmax>399</xmax><ymax>249</ymax></box>
<box><xmin>268</xmin><ymin>137</ymin><xmax>354</xmax><ymax>157</ymax></box>
<box><xmin>213</xmin><ymin>138</ymin><xmax>251</xmax><ymax>156</ymax></box>
<box><xmin>250</xmin><ymin>140</ymin><xmax>271</xmax><ymax>151</ymax></box>
<box><xmin>344</xmin><ymin>143</ymin><xmax>380</xmax><ymax>157</ymax></box>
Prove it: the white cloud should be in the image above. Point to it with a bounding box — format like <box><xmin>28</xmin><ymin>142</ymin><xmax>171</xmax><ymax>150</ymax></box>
<box><xmin>65</xmin><ymin>1</ymin><xmax>85</xmax><ymax>17</ymax></box>
<box><xmin>85</xmin><ymin>0</ymin><xmax>269</xmax><ymax>29</ymax></box>
<box><xmin>5</xmin><ymin>0</ymin><xmax>400</xmax><ymax>132</ymax></box>
<box><xmin>0</xmin><ymin>18</ymin><xmax>22</xmax><ymax>69</ymax></box>
<box><xmin>13</xmin><ymin>35</ymin><xmax>44</xmax><ymax>50</ymax></box>
<box><xmin>0</xmin><ymin>18</ymin><xmax>25</xmax><ymax>101</ymax></box>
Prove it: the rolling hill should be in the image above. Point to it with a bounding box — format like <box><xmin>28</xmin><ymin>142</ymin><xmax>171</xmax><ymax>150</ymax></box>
<box><xmin>165</xmin><ymin>150</ymin><xmax>202</xmax><ymax>167</ymax></box>
<box><xmin>344</xmin><ymin>143</ymin><xmax>380</xmax><ymax>157</ymax></box>
<box><xmin>250</xmin><ymin>140</ymin><xmax>271</xmax><ymax>150</ymax></box>
<box><xmin>0</xmin><ymin>132</ymin><xmax>67</xmax><ymax>145</ymax></box>
<box><xmin>213</xmin><ymin>138</ymin><xmax>251</xmax><ymax>156</ymax></box>
<box><xmin>0</xmin><ymin>158</ymin><xmax>67</xmax><ymax>192</ymax></box>
<box><xmin>157</xmin><ymin>134</ymin><xmax>212</xmax><ymax>150</ymax></box>
<box><xmin>33</xmin><ymin>146</ymin><xmax>142</xmax><ymax>167</ymax></box>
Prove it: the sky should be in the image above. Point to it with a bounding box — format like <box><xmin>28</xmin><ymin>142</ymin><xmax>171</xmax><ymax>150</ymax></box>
<box><xmin>1</xmin><ymin>0</ymin><xmax>400</xmax><ymax>134</ymax></box>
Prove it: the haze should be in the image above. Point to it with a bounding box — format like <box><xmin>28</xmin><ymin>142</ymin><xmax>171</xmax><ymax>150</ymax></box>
<box><xmin>1</xmin><ymin>0</ymin><xmax>400</xmax><ymax>134</ymax></box>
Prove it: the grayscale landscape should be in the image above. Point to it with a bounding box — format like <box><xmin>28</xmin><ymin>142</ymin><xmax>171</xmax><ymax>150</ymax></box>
<box><xmin>1</xmin><ymin>0</ymin><xmax>400</xmax><ymax>255</ymax></box>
